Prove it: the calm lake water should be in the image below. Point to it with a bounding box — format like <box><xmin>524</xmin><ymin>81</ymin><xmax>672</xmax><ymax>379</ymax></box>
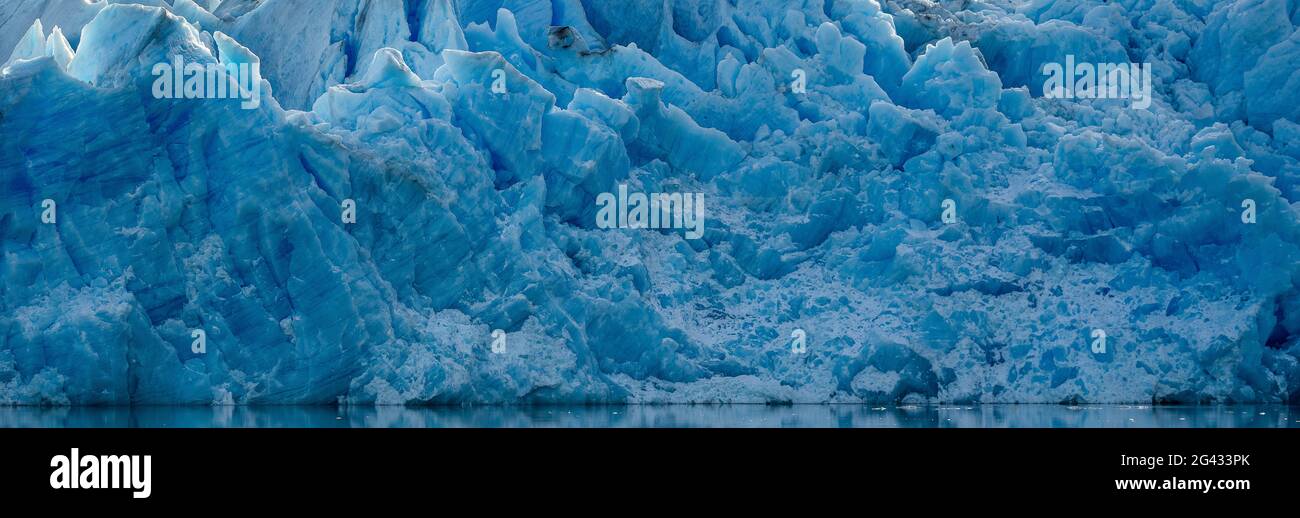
<box><xmin>1</xmin><ymin>405</ymin><xmax>1297</xmax><ymax>428</ymax></box>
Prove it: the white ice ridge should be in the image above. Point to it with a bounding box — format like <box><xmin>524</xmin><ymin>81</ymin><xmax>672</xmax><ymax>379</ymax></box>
<box><xmin>1</xmin><ymin>0</ymin><xmax>1299</xmax><ymax>405</ymax></box>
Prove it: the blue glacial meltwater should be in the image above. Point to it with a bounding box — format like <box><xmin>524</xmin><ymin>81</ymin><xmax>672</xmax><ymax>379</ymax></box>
<box><xmin>0</xmin><ymin>405</ymin><xmax>1296</xmax><ymax>428</ymax></box>
<box><xmin>1</xmin><ymin>1</ymin><xmax>1299</xmax><ymax>409</ymax></box>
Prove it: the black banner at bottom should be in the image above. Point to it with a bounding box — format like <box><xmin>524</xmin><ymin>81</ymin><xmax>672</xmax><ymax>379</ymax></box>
<box><xmin>0</xmin><ymin>427</ymin><xmax>1290</xmax><ymax>506</ymax></box>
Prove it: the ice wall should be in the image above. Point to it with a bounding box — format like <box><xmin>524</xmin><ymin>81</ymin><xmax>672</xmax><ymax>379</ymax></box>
<box><xmin>1</xmin><ymin>0</ymin><xmax>1299</xmax><ymax>405</ymax></box>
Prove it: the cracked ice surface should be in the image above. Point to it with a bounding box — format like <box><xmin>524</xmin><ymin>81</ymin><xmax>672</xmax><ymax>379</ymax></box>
<box><xmin>1</xmin><ymin>0</ymin><xmax>1299</xmax><ymax>405</ymax></box>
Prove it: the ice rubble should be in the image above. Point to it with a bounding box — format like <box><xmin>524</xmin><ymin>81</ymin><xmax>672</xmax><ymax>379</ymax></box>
<box><xmin>1</xmin><ymin>0</ymin><xmax>1299</xmax><ymax>405</ymax></box>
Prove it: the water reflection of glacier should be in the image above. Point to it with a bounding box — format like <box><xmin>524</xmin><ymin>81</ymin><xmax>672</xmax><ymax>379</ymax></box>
<box><xmin>1</xmin><ymin>405</ymin><xmax>1296</xmax><ymax>428</ymax></box>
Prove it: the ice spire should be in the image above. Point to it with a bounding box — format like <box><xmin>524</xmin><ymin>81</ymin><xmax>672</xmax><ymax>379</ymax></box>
<box><xmin>45</xmin><ymin>26</ymin><xmax>75</xmax><ymax>71</ymax></box>
<box><xmin>3</xmin><ymin>19</ymin><xmax>45</xmax><ymax>69</ymax></box>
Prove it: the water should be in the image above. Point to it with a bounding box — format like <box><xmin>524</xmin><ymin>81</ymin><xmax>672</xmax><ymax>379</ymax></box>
<box><xmin>1</xmin><ymin>405</ymin><xmax>1297</xmax><ymax>428</ymax></box>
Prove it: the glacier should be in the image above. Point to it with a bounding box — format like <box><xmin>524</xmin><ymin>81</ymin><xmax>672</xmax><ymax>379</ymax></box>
<box><xmin>0</xmin><ymin>0</ymin><xmax>1298</xmax><ymax>405</ymax></box>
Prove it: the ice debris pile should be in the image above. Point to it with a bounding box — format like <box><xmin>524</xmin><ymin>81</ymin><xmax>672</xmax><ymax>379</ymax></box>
<box><xmin>1</xmin><ymin>0</ymin><xmax>1299</xmax><ymax>405</ymax></box>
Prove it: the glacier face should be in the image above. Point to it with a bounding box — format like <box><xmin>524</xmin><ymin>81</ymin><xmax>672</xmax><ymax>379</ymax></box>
<box><xmin>1</xmin><ymin>0</ymin><xmax>1299</xmax><ymax>405</ymax></box>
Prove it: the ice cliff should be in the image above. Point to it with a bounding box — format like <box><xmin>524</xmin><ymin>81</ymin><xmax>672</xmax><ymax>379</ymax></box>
<box><xmin>1</xmin><ymin>0</ymin><xmax>1299</xmax><ymax>405</ymax></box>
